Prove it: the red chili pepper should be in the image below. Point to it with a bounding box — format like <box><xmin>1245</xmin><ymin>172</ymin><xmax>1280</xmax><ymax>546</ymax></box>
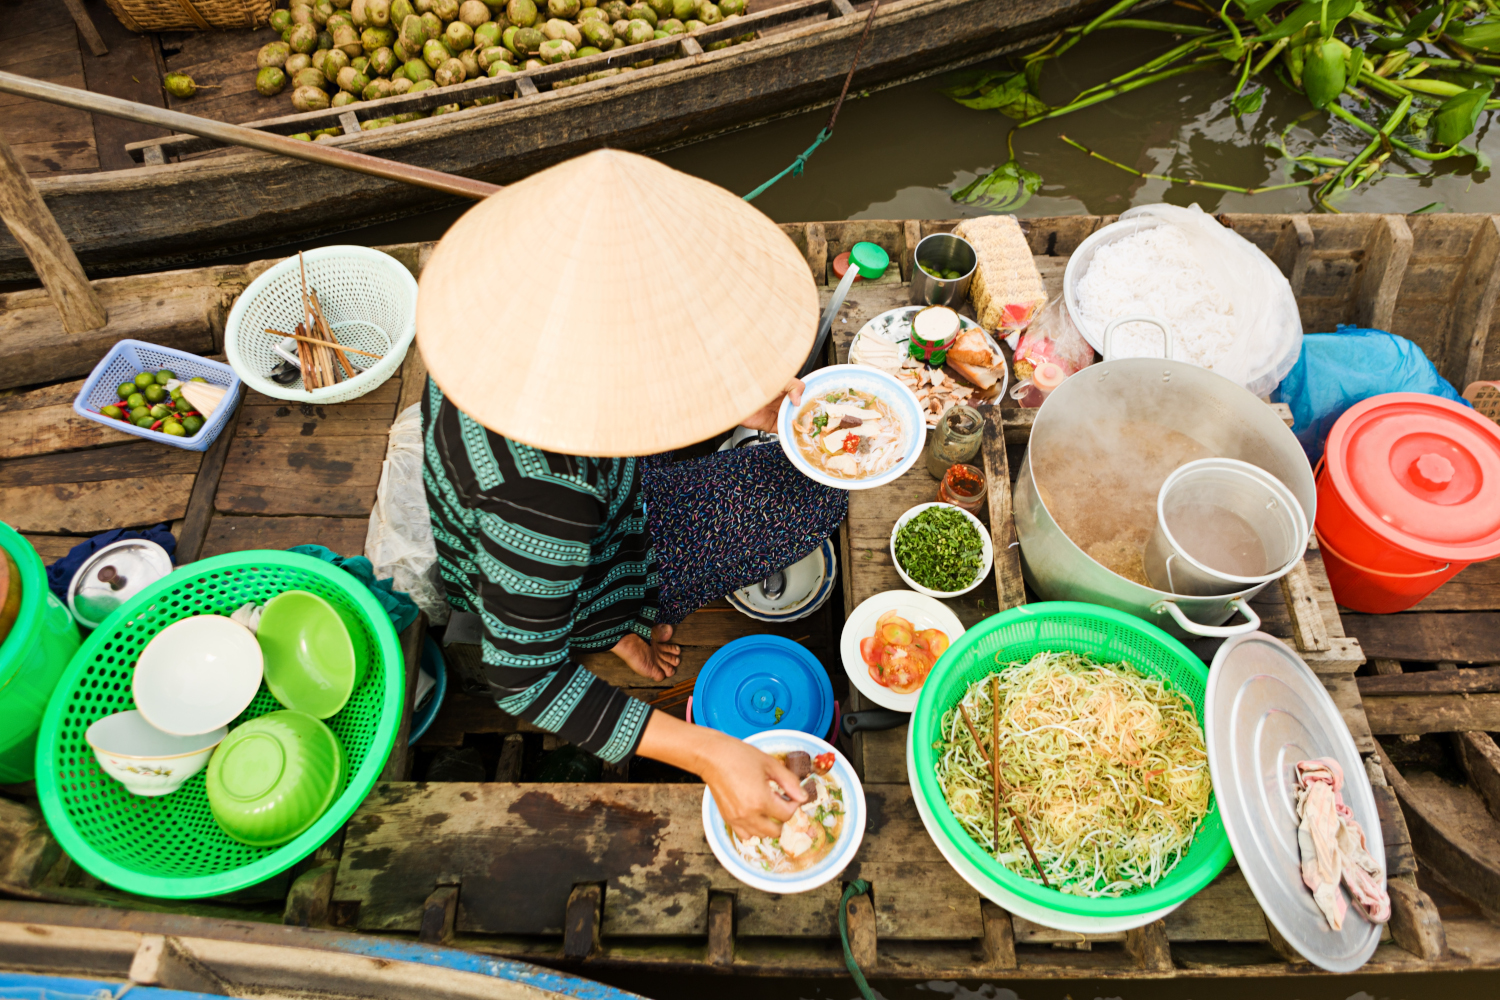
<box><xmin>841</xmin><ymin>433</ymin><xmax>858</xmax><ymax>454</ymax></box>
<box><xmin>813</xmin><ymin>752</ymin><xmax>836</xmax><ymax>775</ymax></box>
<box><xmin>150</xmin><ymin>420</ymin><xmax>163</xmax><ymax>431</ymax></box>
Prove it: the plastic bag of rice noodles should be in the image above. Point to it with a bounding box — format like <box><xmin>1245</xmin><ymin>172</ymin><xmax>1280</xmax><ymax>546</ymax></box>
<box><xmin>1069</xmin><ymin>203</ymin><xmax>1303</xmax><ymax>399</ymax></box>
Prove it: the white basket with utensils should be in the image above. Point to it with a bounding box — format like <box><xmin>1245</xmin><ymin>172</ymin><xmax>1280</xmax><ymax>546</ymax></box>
<box><xmin>224</xmin><ymin>245</ymin><xmax>418</xmax><ymax>404</ymax></box>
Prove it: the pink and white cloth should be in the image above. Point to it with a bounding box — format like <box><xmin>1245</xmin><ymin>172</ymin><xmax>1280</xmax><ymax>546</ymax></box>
<box><xmin>1294</xmin><ymin>758</ymin><xmax>1391</xmax><ymax>930</ymax></box>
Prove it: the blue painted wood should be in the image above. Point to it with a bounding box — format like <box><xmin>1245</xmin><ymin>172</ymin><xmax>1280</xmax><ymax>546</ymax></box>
<box><xmin>321</xmin><ymin>937</ymin><xmax>648</xmax><ymax>1000</ymax></box>
<box><xmin>0</xmin><ymin>973</ymin><xmax>219</xmax><ymax>1000</ymax></box>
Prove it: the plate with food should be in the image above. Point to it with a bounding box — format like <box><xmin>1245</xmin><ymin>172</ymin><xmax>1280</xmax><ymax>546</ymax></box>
<box><xmin>841</xmin><ymin>591</ymin><xmax>965</xmax><ymax>712</ymax></box>
<box><xmin>890</xmin><ymin>502</ymin><xmax>994</xmax><ymax>599</ymax></box>
<box><xmin>703</xmin><ymin>730</ymin><xmax>866</xmax><ymax>894</ymax></box>
<box><xmin>849</xmin><ymin>307</ymin><xmax>1010</xmax><ymax>427</ymax></box>
<box><xmin>778</xmin><ymin>364</ymin><xmax>925</xmax><ymax>490</ymax></box>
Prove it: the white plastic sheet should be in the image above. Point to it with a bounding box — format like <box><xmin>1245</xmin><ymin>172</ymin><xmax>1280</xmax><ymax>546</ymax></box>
<box><xmin>365</xmin><ymin>404</ymin><xmax>449</xmax><ymax>625</ymax></box>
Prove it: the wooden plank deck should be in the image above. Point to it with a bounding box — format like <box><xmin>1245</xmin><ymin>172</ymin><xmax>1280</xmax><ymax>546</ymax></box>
<box><xmin>2</xmin><ymin>214</ymin><xmax>1498</xmax><ymax>977</ymax></box>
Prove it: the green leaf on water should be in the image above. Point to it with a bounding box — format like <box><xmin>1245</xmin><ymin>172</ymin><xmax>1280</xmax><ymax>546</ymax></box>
<box><xmin>1255</xmin><ymin>0</ymin><xmax>1358</xmax><ymax>43</ymax></box>
<box><xmin>940</xmin><ymin>69</ymin><xmax>1017</xmax><ymax>101</ymax></box>
<box><xmin>1230</xmin><ymin>85</ymin><xmax>1266</xmax><ymax>117</ymax></box>
<box><xmin>1433</xmin><ymin>84</ymin><xmax>1493</xmax><ymax>147</ymax></box>
<box><xmin>1232</xmin><ymin>0</ymin><xmax>1282</xmax><ymax>20</ymax></box>
<box><xmin>1370</xmin><ymin>4</ymin><xmax>1440</xmax><ymax>51</ymax></box>
<box><xmin>1410</xmin><ymin>202</ymin><xmax>1446</xmax><ymax>214</ymax></box>
<box><xmin>952</xmin><ymin>159</ymin><xmax>1043</xmax><ymax>212</ymax></box>
<box><xmin>942</xmin><ymin>71</ymin><xmax>1048</xmax><ymax>119</ymax></box>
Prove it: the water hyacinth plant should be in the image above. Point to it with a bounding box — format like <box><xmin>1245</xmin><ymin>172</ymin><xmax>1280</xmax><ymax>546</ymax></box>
<box><xmin>944</xmin><ymin>0</ymin><xmax>1499</xmax><ymax>212</ymax></box>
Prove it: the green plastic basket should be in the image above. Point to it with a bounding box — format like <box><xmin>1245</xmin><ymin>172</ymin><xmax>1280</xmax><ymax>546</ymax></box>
<box><xmin>909</xmin><ymin>601</ymin><xmax>1231</xmax><ymax>919</ymax></box>
<box><xmin>35</xmin><ymin>550</ymin><xmax>403</xmax><ymax>899</ymax></box>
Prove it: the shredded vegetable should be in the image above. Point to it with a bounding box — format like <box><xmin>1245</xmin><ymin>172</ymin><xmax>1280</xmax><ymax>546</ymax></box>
<box><xmin>935</xmin><ymin>651</ymin><xmax>1211</xmax><ymax>897</ymax></box>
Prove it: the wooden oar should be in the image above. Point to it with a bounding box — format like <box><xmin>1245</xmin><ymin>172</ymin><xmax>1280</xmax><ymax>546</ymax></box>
<box><xmin>0</xmin><ymin>69</ymin><xmax>500</xmax><ymax>201</ymax></box>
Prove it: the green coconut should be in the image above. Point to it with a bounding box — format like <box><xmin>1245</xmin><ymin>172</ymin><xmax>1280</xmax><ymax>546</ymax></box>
<box><xmin>337</xmin><ymin>65</ymin><xmax>371</xmax><ymax>91</ymax></box>
<box><xmin>474</xmin><ymin>21</ymin><xmax>503</xmax><ymax>47</ymax></box>
<box><xmin>362</xmin><ymin>77</ymin><xmax>391</xmax><ymax>99</ymax></box>
<box><xmin>434</xmin><ymin>102</ymin><xmax>461</xmax><ymax>114</ymax></box>
<box><xmin>362</xmin><ymin>26</ymin><xmax>396</xmax><ymax>52</ymax></box>
<box><xmin>420</xmin><ymin>10</ymin><xmax>443</xmax><ymax>37</ymax></box>
<box><xmin>405</xmin><ymin>57</ymin><xmax>434</xmax><ymax>80</ymax></box>
<box><xmin>627</xmin><ymin>1</ymin><xmax>655</xmax><ymax>25</ymax></box>
<box><xmin>432</xmin><ymin>0</ymin><xmax>459</xmax><ymax>18</ymax></box>
<box><xmin>351</xmin><ymin>0</ymin><xmax>368</xmax><ymax>23</ymax></box>
<box><xmin>435</xmin><ymin>56</ymin><xmax>467</xmax><ymax>84</ymax></box>
<box><xmin>696</xmin><ymin>3</ymin><xmax>720</xmax><ymax>23</ymax></box>
<box><xmin>502</xmin><ymin>23</ymin><xmax>520</xmax><ymax>50</ymax></box>
<box><xmin>391</xmin><ymin>75</ymin><xmax>415</xmax><ymax>93</ymax></box>
<box><xmin>270</xmin><ymin>9</ymin><xmax>293</xmax><ymax>32</ymax></box>
<box><xmin>290</xmin><ymin>132</ymin><xmax>313</xmax><ymax>140</ymax></box>
<box><xmin>579</xmin><ymin>18</ymin><xmax>613</xmax><ymax>45</ymax></box>
<box><xmin>284</xmin><ymin>52</ymin><xmax>311</xmax><ymax>75</ymax></box>
<box><xmin>319</xmin><ymin>28</ymin><xmax>336</xmax><ymax>48</ymax></box>
<box><xmin>333</xmin><ymin>22</ymin><xmax>362</xmax><ymax>54</ymax></box>
<box><xmin>578</xmin><ymin>7</ymin><xmax>606</xmax><ymax>20</ymax></box>
<box><xmin>256</xmin><ymin>66</ymin><xmax>288</xmax><ymax>95</ymax></box>
<box><xmin>292</xmin><ymin>84</ymin><xmax>332</xmax><ymax>110</ymax></box>
<box><xmin>163</xmin><ymin>72</ymin><xmax>200</xmax><ymax>98</ymax></box>
<box><xmin>292</xmin><ymin>3</ymin><xmax>316</xmax><ymax>24</ymax></box>
<box><xmin>548</xmin><ymin>0</ymin><xmax>581</xmax><ymax>15</ymax></box>
<box><xmin>411</xmin><ymin>78</ymin><xmax>437</xmax><ymax>91</ymax></box>
<box><xmin>423</xmin><ymin>37</ymin><xmax>452</xmax><ymax>65</ymax></box>
<box><xmin>258</xmin><ymin>40</ymin><xmax>292</xmax><ymax>68</ymax></box>
<box><xmin>369</xmin><ymin>45</ymin><xmax>397</xmax><ymax>74</ymax></box>
<box><xmin>657</xmin><ymin>16</ymin><xmax>682</xmax><ymax>33</ymax></box>
<box><xmin>524</xmin><ymin>56</ymin><xmax>545</xmax><ymax>69</ymax></box>
<box><xmin>610</xmin><ymin>17</ymin><xmax>629</xmax><ymax>36</ymax></box>
<box><xmin>718</xmin><ymin>0</ymin><xmax>743</xmax><ymax>13</ymax></box>
<box><xmin>398</xmin><ymin>13</ymin><xmax>428</xmax><ymax>49</ymax></box>
<box><xmin>394</xmin><ymin>37</ymin><xmax>412</xmax><ymax>60</ymax></box>
<box><xmin>332</xmin><ymin>89</ymin><xmax>358</xmax><ymax>105</ymax></box>
<box><xmin>367</xmin><ymin>0</ymin><xmax>391</xmax><ymax>25</ymax></box>
<box><xmin>671</xmin><ymin>0</ymin><xmax>696</xmax><ymax>20</ymax></box>
<box><xmin>538</xmin><ymin>37</ymin><xmax>574</xmax><ymax>61</ymax></box>
<box><xmin>542</xmin><ymin>18</ymin><xmax>580</xmax><ymax>43</ymax></box>
<box><xmin>507</xmin><ymin>0</ymin><xmax>538</xmax><ymax>27</ymax></box>
<box><xmin>351</xmin><ymin>54</ymin><xmax>371</xmax><ymax>71</ymax></box>
<box><xmin>293</xmin><ymin>66</ymin><xmax>328</xmax><ymax>88</ymax></box>
<box><xmin>601</xmin><ymin>0</ymin><xmax>628</xmax><ymax>18</ymax></box>
<box><xmin>460</xmin><ymin>0</ymin><xmax>490</xmax><ymax>24</ymax></box>
<box><xmin>459</xmin><ymin>47</ymin><xmax>481</xmax><ymax>75</ymax></box>
<box><xmin>313</xmin><ymin>0</ymin><xmax>335</xmax><ymax>23</ymax></box>
<box><xmin>289</xmin><ymin>22</ymin><xmax>320</xmax><ymax>52</ymax></box>
<box><xmin>624</xmin><ymin>17</ymin><xmax>653</xmax><ymax>42</ymax></box>
<box><xmin>327</xmin><ymin>12</ymin><xmax>353</xmax><ymax>30</ymax></box>
<box><xmin>392</xmin><ymin>0</ymin><xmax>416</xmax><ymax>21</ymax></box>
<box><xmin>683</xmin><ymin>17</ymin><xmax>703</xmax><ymax>30</ymax></box>
<box><xmin>576</xmin><ymin>43</ymin><xmax>601</xmax><ymax>56</ymax></box>
<box><xmin>513</xmin><ymin>25</ymin><xmax>544</xmax><ymax>52</ymax></box>
<box><xmin>445</xmin><ymin>20</ymin><xmax>475</xmax><ymax>49</ymax></box>
<box><xmin>486</xmin><ymin>59</ymin><xmax>515</xmax><ymax>75</ymax></box>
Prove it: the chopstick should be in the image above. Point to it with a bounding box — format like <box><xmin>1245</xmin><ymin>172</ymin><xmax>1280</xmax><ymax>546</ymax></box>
<box><xmin>959</xmin><ymin>696</ymin><xmax>1050</xmax><ymax>887</ymax></box>
<box><xmin>310</xmin><ymin>289</ymin><xmax>357</xmax><ymax>380</ymax></box>
<box><xmin>265</xmin><ymin>329</ymin><xmax>384</xmax><ymax>359</ymax></box>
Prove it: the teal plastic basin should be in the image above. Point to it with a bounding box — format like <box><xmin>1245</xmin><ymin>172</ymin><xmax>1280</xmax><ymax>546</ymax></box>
<box><xmin>0</xmin><ymin>521</ymin><xmax>81</xmax><ymax>783</ymax></box>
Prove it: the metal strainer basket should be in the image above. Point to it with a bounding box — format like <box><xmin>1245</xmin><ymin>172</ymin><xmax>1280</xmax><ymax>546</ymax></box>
<box><xmin>224</xmin><ymin>246</ymin><xmax>418</xmax><ymax>404</ymax></box>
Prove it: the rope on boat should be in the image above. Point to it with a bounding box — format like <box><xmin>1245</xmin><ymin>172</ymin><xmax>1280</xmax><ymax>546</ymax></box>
<box><xmin>838</xmin><ymin>878</ymin><xmax>880</xmax><ymax>1000</ymax></box>
<box><xmin>742</xmin><ymin>1</ymin><xmax>880</xmax><ymax>202</ymax></box>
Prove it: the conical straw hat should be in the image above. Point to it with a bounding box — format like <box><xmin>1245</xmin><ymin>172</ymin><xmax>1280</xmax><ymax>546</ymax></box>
<box><xmin>417</xmin><ymin>149</ymin><xmax>819</xmax><ymax>457</ymax></box>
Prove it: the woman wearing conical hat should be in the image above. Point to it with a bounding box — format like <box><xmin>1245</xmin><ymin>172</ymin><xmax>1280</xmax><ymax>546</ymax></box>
<box><xmin>417</xmin><ymin>151</ymin><xmax>843</xmax><ymax>837</ymax></box>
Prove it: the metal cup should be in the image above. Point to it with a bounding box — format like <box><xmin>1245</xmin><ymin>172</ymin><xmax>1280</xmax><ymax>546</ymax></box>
<box><xmin>910</xmin><ymin>234</ymin><xmax>976</xmax><ymax>308</ymax></box>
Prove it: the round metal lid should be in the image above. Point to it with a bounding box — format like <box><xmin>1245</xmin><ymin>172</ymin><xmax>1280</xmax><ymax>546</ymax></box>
<box><xmin>1206</xmin><ymin>632</ymin><xmax>1385</xmax><ymax>972</ymax></box>
<box><xmin>68</xmin><ymin>539</ymin><xmax>174</xmax><ymax>629</ymax></box>
<box><xmin>1327</xmin><ymin>392</ymin><xmax>1500</xmax><ymax>560</ymax></box>
<box><xmin>692</xmin><ymin>635</ymin><xmax>833</xmax><ymax>740</ymax></box>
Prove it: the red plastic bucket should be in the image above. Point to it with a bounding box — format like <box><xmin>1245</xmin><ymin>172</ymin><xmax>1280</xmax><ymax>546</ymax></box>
<box><xmin>1316</xmin><ymin>393</ymin><xmax>1500</xmax><ymax>613</ymax></box>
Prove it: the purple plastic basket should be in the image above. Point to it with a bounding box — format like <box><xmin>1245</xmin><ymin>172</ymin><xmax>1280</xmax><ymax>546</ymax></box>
<box><xmin>72</xmin><ymin>340</ymin><xmax>241</xmax><ymax>452</ymax></box>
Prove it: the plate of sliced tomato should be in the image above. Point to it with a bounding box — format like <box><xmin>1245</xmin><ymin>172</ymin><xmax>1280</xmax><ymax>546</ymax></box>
<box><xmin>840</xmin><ymin>590</ymin><xmax>966</xmax><ymax>712</ymax></box>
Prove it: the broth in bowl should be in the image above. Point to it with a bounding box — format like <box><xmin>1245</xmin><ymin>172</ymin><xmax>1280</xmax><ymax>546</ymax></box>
<box><xmin>730</xmin><ymin>751</ymin><xmax>846</xmax><ymax>874</ymax></box>
<box><xmin>793</xmin><ymin>388</ymin><xmax>903</xmax><ymax>481</ymax></box>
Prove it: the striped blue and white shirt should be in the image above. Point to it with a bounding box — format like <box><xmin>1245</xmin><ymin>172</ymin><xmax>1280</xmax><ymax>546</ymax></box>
<box><xmin>422</xmin><ymin>379</ymin><xmax>657</xmax><ymax>763</ymax></box>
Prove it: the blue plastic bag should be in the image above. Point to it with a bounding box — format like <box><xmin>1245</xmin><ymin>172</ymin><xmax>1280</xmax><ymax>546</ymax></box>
<box><xmin>1277</xmin><ymin>326</ymin><xmax>1469</xmax><ymax>463</ymax></box>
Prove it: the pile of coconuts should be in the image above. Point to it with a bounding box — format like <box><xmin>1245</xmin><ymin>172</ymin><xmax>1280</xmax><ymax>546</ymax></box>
<box><xmin>254</xmin><ymin>0</ymin><xmax>755</xmax><ymax>134</ymax></box>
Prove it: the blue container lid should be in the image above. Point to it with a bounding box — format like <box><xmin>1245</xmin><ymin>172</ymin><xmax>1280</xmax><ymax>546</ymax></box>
<box><xmin>692</xmin><ymin>635</ymin><xmax>834</xmax><ymax>739</ymax></box>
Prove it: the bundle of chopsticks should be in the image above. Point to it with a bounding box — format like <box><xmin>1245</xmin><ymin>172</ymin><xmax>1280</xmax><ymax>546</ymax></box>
<box><xmin>264</xmin><ymin>252</ymin><xmax>383</xmax><ymax>392</ymax></box>
<box><xmin>646</xmin><ymin>677</ymin><xmax>695</xmax><ymax>713</ymax></box>
<box><xmin>959</xmin><ymin>681</ymin><xmax>1051</xmax><ymax>888</ymax></box>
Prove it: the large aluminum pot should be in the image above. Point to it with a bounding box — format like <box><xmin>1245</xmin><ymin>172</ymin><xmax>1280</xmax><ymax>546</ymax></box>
<box><xmin>1013</xmin><ymin>317</ymin><xmax>1316</xmax><ymax>639</ymax></box>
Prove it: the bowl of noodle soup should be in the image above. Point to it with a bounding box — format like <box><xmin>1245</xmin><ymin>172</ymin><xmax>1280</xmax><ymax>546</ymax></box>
<box><xmin>778</xmin><ymin>365</ymin><xmax>924</xmax><ymax>490</ymax></box>
<box><xmin>703</xmin><ymin>730</ymin><xmax>866</xmax><ymax>894</ymax></box>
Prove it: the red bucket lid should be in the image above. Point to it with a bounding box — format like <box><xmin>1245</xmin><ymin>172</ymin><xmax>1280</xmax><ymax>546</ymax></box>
<box><xmin>1325</xmin><ymin>392</ymin><xmax>1500</xmax><ymax>562</ymax></box>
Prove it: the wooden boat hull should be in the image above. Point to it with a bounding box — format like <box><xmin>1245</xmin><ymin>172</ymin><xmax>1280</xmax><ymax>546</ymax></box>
<box><xmin>1</xmin><ymin>0</ymin><xmax>1111</xmax><ymax>284</ymax></box>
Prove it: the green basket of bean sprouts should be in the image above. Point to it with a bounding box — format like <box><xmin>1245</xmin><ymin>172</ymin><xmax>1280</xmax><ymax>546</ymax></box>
<box><xmin>909</xmin><ymin>601</ymin><xmax>1230</xmax><ymax>920</ymax></box>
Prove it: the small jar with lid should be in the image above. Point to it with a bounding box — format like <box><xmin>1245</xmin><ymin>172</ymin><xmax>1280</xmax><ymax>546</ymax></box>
<box><xmin>938</xmin><ymin>463</ymin><xmax>987</xmax><ymax>515</ymax></box>
<box><xmin>924</xmin><ymin>404</ymin><xmax>983</xmax><ymax>480</ymax></box>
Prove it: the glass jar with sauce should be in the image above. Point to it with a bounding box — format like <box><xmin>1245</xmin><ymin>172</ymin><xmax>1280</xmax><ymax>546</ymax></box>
<box><xmin>939</xmin><ymin>463</ymin><xmax>987</xmax><ymax>515</ymax></box>
<box><xmin>924</xmin><ymin>404</ymin><xmax>983</xmax><ymax>480</ymax></box>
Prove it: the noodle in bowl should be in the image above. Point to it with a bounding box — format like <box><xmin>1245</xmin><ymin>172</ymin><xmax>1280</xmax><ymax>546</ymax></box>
<box><xmin>778</xmin><ymin>365</ymin><xmax>925</xmax><ymax>490</ymax></box>
<box><xmin>702</xmin><ymin>730</ymin><xmax>866</xmax><ymax>894</ymax></box>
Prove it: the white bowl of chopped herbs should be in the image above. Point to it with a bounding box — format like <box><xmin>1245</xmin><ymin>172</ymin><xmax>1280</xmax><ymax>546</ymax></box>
<box><xmin>890</xmin><ymin>502</ymin><xmax>993</xmax><ymax>598</ymax></box>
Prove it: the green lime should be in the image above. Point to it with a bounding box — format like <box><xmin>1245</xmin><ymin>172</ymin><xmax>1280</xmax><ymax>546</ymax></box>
<box><xmin>182</xmin><ymin>416</ymin><xmax>204</xmax><ymax>434</ymax></box>
<box><xmin>117</xmin><ymin>382</ymin><xmax>136</xmax><ymax>400</ymax></box>
<box><xmin>170</xmin><ymin>388</ymin><xmax>184</xmax><ymax>400</ymax></box>
<box><xmin>149</xmin><ymin>404</ymin><xmax>171</xmax><ymax>419</ymax></box>
<box><xmin>189</xmin><ymin>376</ymin><xmax>208</xmax><ymax>383</ymax></box>
<box><xmin>155</xmin><ymin>369</ymin><xmax>175</xmax><ymax>384</ymax></box>
<box><xmin>135</xmin><ymin>416</ymin><xmax>156</xmax><ymax>428</ymax></box>
<box><xmin>102</xmin><ymin>405</ymin><xmax>123</xmax><ymax>419</ymax></box>
<box><xmin>144</xmin><ymin>384</ymin><xmax>166</xmax><ymax>403</ymax></box>
<box><xmin>126</xmin><ymin>392</ymin><xmax>146</xmax><ymax>409</ymax></box>
<box><xmin>134</xmin><ymin>372</ymin><xmax>155</xmax><ymax>389</ymax></box>
<box><xmin>163</xmin><ymin>422</ymin><xmax>186</xmax><ymax>436</ymax></box>
<box><xmin>129</xmin><ymin>406</ymin><xmax>151</xmax><ymax>421</ymax></box>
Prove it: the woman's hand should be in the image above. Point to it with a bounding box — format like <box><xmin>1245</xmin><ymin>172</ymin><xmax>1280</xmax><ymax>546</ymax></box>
<box><xmin>612</xmin><ymin>624</ymin><xmax>680</xmax><ymax>681</ymax></box>
<box><xmin>740</xmin><ymin>377</ymin><xmax>805</xmax><ymax>434</ymax></box>
<box><xmin>636</xmin><ymin>713</ymin><xmax>806</xmax><ymax>839</ymax></box>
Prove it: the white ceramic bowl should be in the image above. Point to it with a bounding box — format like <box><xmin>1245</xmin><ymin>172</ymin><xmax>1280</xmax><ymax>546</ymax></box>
<box><xmin>86</xmin><ymin>710</ymin><xmax>227</xmax><ymax>797</ymax></box>
<box><xmin>703</xmin><ymin>730</ymin><xmax>865</xmax><ymax>894</ymax></box>
<box><xmin>777</xmin><ymin>364</ymin><xmax>925</xmax><ymax>491</ymax></box>
<box><xmin>889</xmin><ymin>502</ymin><xmax>994</xmax><ymax>599</ymax></box>
<box><xmin>727</xmin><ymin>539</ymin><xmax>836</xmax><ymax>623</ymax></box>
<box><xmin>841</xmin><ymin>590</ymin><xmax>966</xmax><ymax>712</ymax></box>
<box><xmin>132</xmin><ymin>615</ymin><xmax>265</xmax><ymax>736</ymax></box>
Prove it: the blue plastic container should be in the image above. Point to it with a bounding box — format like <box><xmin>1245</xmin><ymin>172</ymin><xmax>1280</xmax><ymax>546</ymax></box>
<box><xmin>692</xmin><ymin>635</ymin><xmax>834</xmax><ymax>739</ymax></box>
<box><xmin>72</xmin><ymin>339</ymin><xmax>241</xmax><ymax>451</ymax></box>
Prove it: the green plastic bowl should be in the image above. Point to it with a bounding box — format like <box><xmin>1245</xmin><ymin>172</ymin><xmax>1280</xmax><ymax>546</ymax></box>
<box><xmin>206</xmin><ymin>710</ymin><xmax>344</xmax><ymax>847</ymax></box>
<box><xmin>36</xmin><ymin>550</ymin><xmax>402</xmax><ymax>899</ymax></box>
<box><xmin>0</xmin><ymin>521</ymin><xmax>81</xmax><ymax>783</ymax></box>
<box><xmin>908</xmin><ymin>601</ymin><xmax>1231</xmax><ymax>921</ymax></box>
<box><xmin>258</xmin><ymin>590</ymin><xmax>361</xmax><ymax>719</ymax></box>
